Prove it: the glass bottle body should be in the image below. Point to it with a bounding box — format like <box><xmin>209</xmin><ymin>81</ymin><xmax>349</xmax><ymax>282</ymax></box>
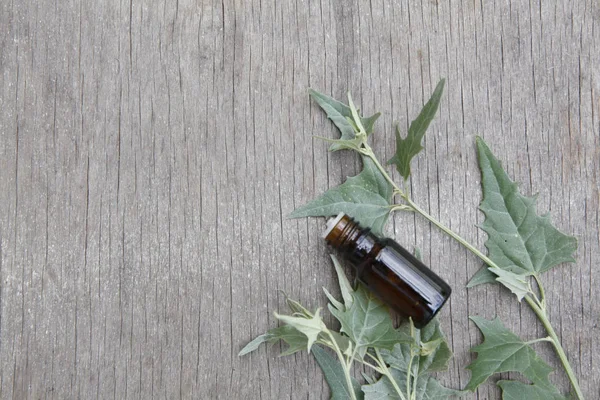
<box><xmin>324</xmin><ymin>214</ymin><xmax>451</xmax><ymax>328</ymax></box>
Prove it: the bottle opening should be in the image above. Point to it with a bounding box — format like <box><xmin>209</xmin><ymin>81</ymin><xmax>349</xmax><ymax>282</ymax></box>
<box><xmin>322</xmin><ymin>212</ymin><xmax>346</xmax><ymax>239</ymax></box>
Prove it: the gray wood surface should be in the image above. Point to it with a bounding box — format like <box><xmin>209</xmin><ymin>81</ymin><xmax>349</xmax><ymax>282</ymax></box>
<box><xmin>1</xmin><ymin>0</ymin><xmax>598</xmax><ymax>398</ymax></box>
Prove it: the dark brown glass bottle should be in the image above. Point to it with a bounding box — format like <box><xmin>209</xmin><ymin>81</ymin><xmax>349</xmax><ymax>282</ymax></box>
<box><xmin>323</xmin><ymin>213</ymin><xmax>451</xmax><ymax>328</ymax></box>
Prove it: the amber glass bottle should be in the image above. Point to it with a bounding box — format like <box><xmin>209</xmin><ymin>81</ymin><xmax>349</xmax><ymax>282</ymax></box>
<box><xmin>323</xmin><ymin>213</ymin><xmax>451</xmax><ymax>328</ymax></box>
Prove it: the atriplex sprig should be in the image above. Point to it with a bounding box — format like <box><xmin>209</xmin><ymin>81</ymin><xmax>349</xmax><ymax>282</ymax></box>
<box><xmin>355</xmin><ymin>102</ymin><xmax>583</xmax><ymax>399</ymax></box>
<box><xmin>240</xmin><ymin>256</ymin><xmax>461</xmax><ymax>400</ymax></box>
<box><xmin>290</xmin><ymin>79</ymin><xmax>583</xmax><ymax>399</ymax></box>
<box><xmin>241</xmin><ymin>80</ymin><xmax>584</xmax><ymax>399</ymax></box>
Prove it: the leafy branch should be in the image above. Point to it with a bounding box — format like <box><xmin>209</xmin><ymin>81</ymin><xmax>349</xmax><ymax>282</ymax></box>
<box><xmin>286</xmin><ymin>81</ymin><xmax>583</xmax><ymax>399</ymax></box>
<box><xmin>240</xmin><ymin>255</ymin><xmax>463</xmax><ymax>400</ymax></box>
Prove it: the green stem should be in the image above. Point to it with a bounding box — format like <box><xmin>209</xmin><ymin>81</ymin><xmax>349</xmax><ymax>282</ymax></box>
<box><xmin>525</xmin><ymin>295</ymin><xmax>585</xmax><ymax>400</ymax></box>
<box><xmin>361</xmin><ymin>147</ymin><xmax>406</xmax><ymax>197</ymax></box>
<box><xmin>533</xmin><ymin>274</ymin><xmax>546</xmax><ymax>307</ymax></box>
<box><xmin>524</xmin><ymin>337</ymin><xmax>553</xmax><ymax>346</ymax></box>
<box><xmin>375</xmin><ymin>348</ymin><xmax>407</xmax><ymax>400</ymax></box>
<box><xmin>404</xmin><ymin>198</ymin><xmax>498</xmax><ymax>268</ymax></box>
<box><xmin>362</xmin><ymin>147</ymin><xmax>584</xmax><ymax>399</ymax></box>
<box><xmin>364</xmin><ymin>144</ymin><xmax>501</xmax><ymax>269</ymax></box>
<box><xmin>325</xmin><ymin>330</ymin><xmax>357</xmax><ymax>400</ymax></box>
<box><xmin>405</xmin><ymin>352</ymin><xmax>414</xmax><ymax>399</ymax></box>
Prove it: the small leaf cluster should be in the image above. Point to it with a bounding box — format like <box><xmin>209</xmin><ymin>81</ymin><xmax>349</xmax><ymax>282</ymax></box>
<box><xmin>240</xmin><ymin>255</ymin><xmax>462</xmax><ymax>400</ymax></box>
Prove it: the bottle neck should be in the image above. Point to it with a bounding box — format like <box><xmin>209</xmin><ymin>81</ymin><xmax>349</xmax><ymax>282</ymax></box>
<box><xmin>323</xmin><ymin>214</ymin><xmax>378</xmax><ymax>264</ymax></box>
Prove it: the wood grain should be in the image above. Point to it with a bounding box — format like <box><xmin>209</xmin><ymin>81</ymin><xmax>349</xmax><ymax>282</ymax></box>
<box><xmin>1</xmin><ymin>0</ymin><xmax>598</xmax><ymax>398</ymax></box>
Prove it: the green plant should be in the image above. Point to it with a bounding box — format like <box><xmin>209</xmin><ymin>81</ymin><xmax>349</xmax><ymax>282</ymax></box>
<box><xmin>240</xmin><ymin>80</ymin><xmax>584</xmax><ymax>399</ymax></box>
<box><xmin>240</xmin><ymin>255</ymin><xmax>463</xmax><ymax>400</ymax></box>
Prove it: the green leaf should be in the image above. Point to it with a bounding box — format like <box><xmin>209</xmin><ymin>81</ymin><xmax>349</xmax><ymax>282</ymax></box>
<box><xmin>274</xmin><ymin>325</ymin><xmax>310</xmax><ymax>356</ymax></box>
<box><xmin>289</xmin><ymin>156</ymin><xmax>393</xmax><ymax>236</ymax></box>
<box><xmin>331</xmin><ymin>254</ymin><xmax>354</xmax><ymax>309</ymax></box>
<box><xmin>466</xmin><ymin>267</ymin><xmax>497</xmax><ymax>287</ymax></box>
<box><xmin>417</xmin><ymin>319</ymin><xmax>453</xmax><ymax>374</ymax></box>
<box><xmin>312</xmin><ymin>346</ymin><xmax>364</xmax><ymax>400</ymax></box>
<box><xmin>309</xmin><ymin>89</ymin><xmax>381</xmax><ymax>151</ymax></box>
<box><xmin>327</xmin><ymin>330</ymin><xmax>352</xmax><ymax>354</ymax></box>
<box><xmin>465</xmin><ymin>316</ymin><xmax>555</xmax><ymax>391</ymax></box>
<box><xmin>498</xmin><ymin>380</ymin><xmax>567</xmax><ymax>400</ymax></box>
<box><xmin>468</xmin><ymin>137</ymin><xmax>577</xmax><ymax>287</ymax></box>
<box><xmin>362</xmin><ymin>368</ymin><xmax>462</xmax><ymax>400</ymax></box>
<box><xmin>238</xmin><ymin>325</ymin><xmax>309</xmax><ymax>357</ymax></box>
<box><xmin>329</xmin><ymin>285</ymin><xmax>402</xmax><ymax>351</ymax></box>
<box><xmin>275</xmin><ymin>309</ymin><xmax>326</xmax><ymax>352</ymax></box>
<box><xmin>413</xmin><ymin>376</ymin><xmax>465</xmax><ymax>400</ymax></box>
<box><xmin>283</xmin><ymin>294</ymin><xmax>313</xmax><ymax>317</ymax></box>
<box><xmin>381</xmin><ymin>318</ymin><xmax>451</xmax><ymax>375</ymax></box>
<box><xmin>488</xmin><ymin>267</ymin><xmax>532</xmax><ymax>301</ymax></box>
<box><xmin>238</xmin><ymin>333</ymin><xmax>272</xmax><ymax>356</ymax></box>
<box><xmin>387</xmin><ymin>79</ymin><xmax>445</xmax><ymax>180</ymax></box>
<box><xmin>323</xmin><ymin>286</ymin><xmax>345</xmax><ymax>311</ymax></box>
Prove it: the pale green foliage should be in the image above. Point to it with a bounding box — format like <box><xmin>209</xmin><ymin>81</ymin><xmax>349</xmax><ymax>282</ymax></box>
<box><xmin>498</xmin><ymin>380</ymin><xmax>567</xmax><ymax>400</ymax></box>
<box><xmin>363</xmin><ymin>319</ymin><xmax>462</xmax><ymax>400</ymax></box>
<box><xmin>275</xmin><ymin>309</ymin><xmax>326</xmax><ymax>352</ymax></box>
<box><xmin>242</xmin><ymin>85</ymin><xmax>583</xmax><ymax>400</ymax></box>
<box><xmin>239</xmin><ymin>256</ymin><xmax>458</xmax><ymax>400</ymax></box>
<box><xmin>312</xmin><ymin>346</ymin><xmax>364</xmax><ymax>400</ymax></box>
<box><xmin>466</xmin><ymin>317</ymin><xmax>557</xmax><ymax>391</ymax></box>
<box><xmin>330</xmin><ymin>255</ymin><xmax>354</xmax><ymax>309</ymax></box>
<box><xmin>387</xmin><ymin>80</ymin><xmax>445</xmax><ymax>180</ymax></box>
<box><xmin>238</xmin><ymin>324</ymin><xmax>308</xmax><ymax>357</ymax></box>
<box><xmin>329</xmin><ymin>285</ymin><xmax>404</xmax><ymax>352</ymax></box>
<box><xmin>468</xmin><ymin>137</ymin><xmax>577</xmax><ymax>289</ymax></box>
<box><xmin>487</xmin><ymin>267</ymin><xmax>531</xmax><ymax>301</ymax></box>
<box><xmin>289</xmin><ymin>156</ymin><xmax>393</xmax><ymax>236</ymax></box>
<box><xmin>308</xmin><ymin>89</ymin><xmax>380</xmax><ymax>152</ymax></box>
<box><xmin>362</xmin><ymin>368</ymin><xmax>462</xmax><ymax>400</ymax></box>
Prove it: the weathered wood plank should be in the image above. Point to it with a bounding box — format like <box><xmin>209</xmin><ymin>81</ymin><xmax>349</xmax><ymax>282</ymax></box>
<box><xmin>0</xmin><ymin>0</ymin><xmax>598</xmax><ymax>398</ymax></box>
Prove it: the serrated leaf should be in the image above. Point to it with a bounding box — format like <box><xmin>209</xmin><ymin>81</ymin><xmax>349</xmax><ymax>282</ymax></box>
<box><xmin>498</xmin><ymin>380</ymin><xmax>567</xmax><ymax>400</ymax></box>
<box><xmin>328</xmin><ymin>330</ymin><xmax>352</xmax><ymax>355</ymax></box>
<box><xmin>466</xmin><ymin>316</ymin><xmax>555</xmax><ymax>391</ymax></box>
<box><xmin>283</xmin><ymin>294</ymin><xmax>313</xmax><ymax>317</ymax></box>
<box><xmin>362</xmin><ymin>372</ymin><xmax>376</xmax><ymax>385</ymax></box>
<box><xmin>309</xmin><ymin>89</ymin><xmax>381</xmax><ymax>151</ymax></box>
<box><xmin>331</xmin><ymin>254</ymin><xmax>354</xmax><ymax>309</ymax></box>
<box><xmin>289</xmin><ymin>156</ymin><xmax>393</xmax><ymax>236</ymax></box>
<box><xmin>466</xmin><ymin>267</ymin><xmax>497</xmax><ymax>287</ymax></box>
<box><xmin>417</xmin><ymin>318</ymin><xmax>453</xmax><ymax>374</ymax></box>
<box><xmin>275</xmin><ymin>309</ymin><xmax>326</xmax><ymax>352</ymax></box>
<box><xmin>312</xmin><ymin>346</ymin><xmax>364</xmax><ymax>400</ymax></box>
<box><xmin>362</xmin><ymin>368</ymin><xmax>463</xmax><ymax>400</ymax></box>
<box><xmin>329</xmin><ymin>285</ymin><xmax>402</xmax><ymax>351</ymax></box>
<box><xmin>238</xmin><ymin>333</ymin><xmax>273</xmax><ymax>356</ymax></box>
<box><xmin>274</xmin><ymin>325</ymin><xmax>310</xmax><ymax>356</ymax></box>
<box><xmin>468</xmin><ymin>138</ymin><xmax>577</xmax><ymax>288</ymax></box>
<box><xmin>323</xmin><ymin>286</ymin><xmax>345</xmax><ymax>311</ymax></box>
<box><xmin>238</xmin><ymin>325</ymin><xmax>309</xmax><ymax>357</ymax></box>
<box><xmin>381</xmin><ymin>318</ymin><xmax>451</xmax><ymax>375</ymax></box>
<box><xmin>488</xmin><ymin>267</ymin><xmax>532</xmax><ymax>301</ymax></box>
<box><xmin>387</xmin><ymin>79</ymin><xmax>445</xmax><ymax>180</ymax></box>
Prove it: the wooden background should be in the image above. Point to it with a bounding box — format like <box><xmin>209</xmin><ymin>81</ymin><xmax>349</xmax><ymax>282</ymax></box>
<box><xmin>1</xmin><ymin>0</ymin><xmax>598</xmax><ymax>398</ymax></box>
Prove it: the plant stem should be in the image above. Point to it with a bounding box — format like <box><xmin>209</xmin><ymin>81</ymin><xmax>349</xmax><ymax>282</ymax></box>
<box><xmin>325</xmin><ymin>330</ymin><xmax>357</xmax><ymax>400</ymax></box>
<box><xmin>361</xmin><ymin>147</ymin><xmax>403</xmax><ymax>195</ymax></box>
<box><xmin>405</xmin><ymin>352</ymin><xmax>414</xmax><ymax>399</ymax></box>
<box><xmin>363</xmin><ymin>147</ymin><xmax>584</xmax><ymax>399</ymax></box>
<box><xmin>524</xmin><ymin>337</ymin><xmax>553</xmax><ymax>346</ymax></box>
<box><xmin>364</xmin><ymin>144</ymin><xmax>500</xmax><ymax>269</ymax></box>
<box><xmin>525</xmin><ymin>295</ymin><xmax>585</xmax><ymax>400</ymax></box>
<box><xmin>404</xmin><ymin>198</ymin><xmax>498</xmax><ymax>267</ymax></box>
<box><xmin>375</xmin><ymin>348</ymin><xmax>407</xmax><ymax>400</ymax></box>
<box><xmin>533</xmin><ymin>274</ymin><xmax>546</xmax><ymax>307</ymax></box>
